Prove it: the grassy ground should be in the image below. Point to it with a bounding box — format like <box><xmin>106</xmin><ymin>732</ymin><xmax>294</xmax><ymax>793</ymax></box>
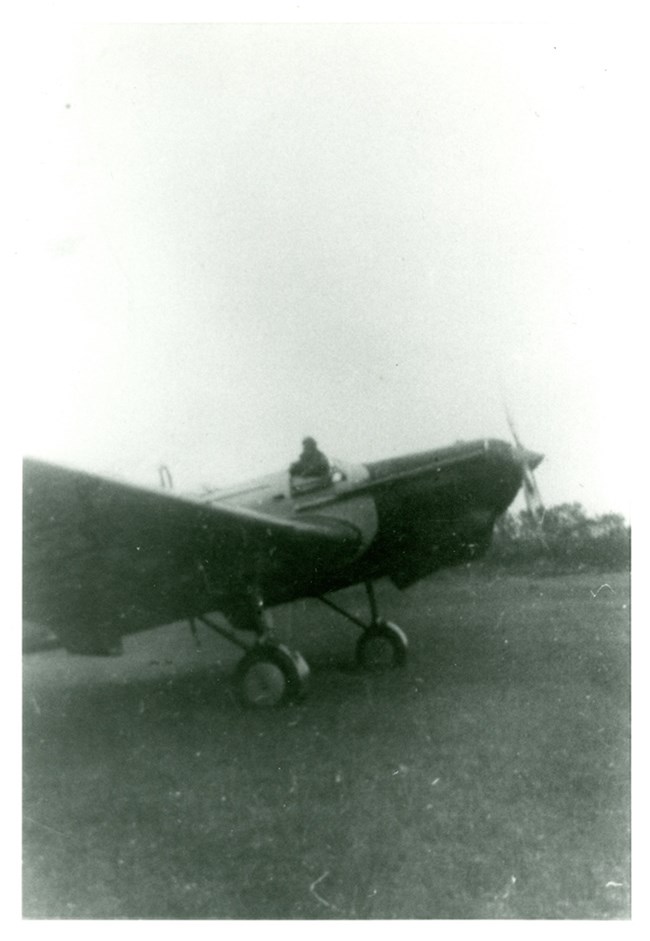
<box><xmin>23</xmin><ymin>569</ymin><xmax>630</xmax><ymax>919</ymax></box>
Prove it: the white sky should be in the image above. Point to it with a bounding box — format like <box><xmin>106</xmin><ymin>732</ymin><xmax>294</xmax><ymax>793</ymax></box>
<box><xmin>14</xmin><ymin>15</ymin><xmax>641</xmax><ymax>516</ymax></box>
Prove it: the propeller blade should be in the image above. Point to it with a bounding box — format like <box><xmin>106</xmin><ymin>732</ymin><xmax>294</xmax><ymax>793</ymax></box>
<box><xmin>503</xmin><ymin>406</ymin><xmax>545</xmax><ymax>519</ymax></box>
<box><xmin>522</xmin><ymin>461</ymin><xmax>544</xmax><ymax>517</ymax></box>
<box><xmin>504</xmin><ymin>405</ymin><xmax>524</xmax><ymax>450</ymax></box>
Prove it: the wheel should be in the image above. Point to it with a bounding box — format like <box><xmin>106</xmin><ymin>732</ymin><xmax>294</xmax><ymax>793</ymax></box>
<box><xmin>235</xmin><ymin>643</ymin><xmax>310</xmax><ymax>707</ymax></box>
<box><xmin>356</xmin><ymin>620</ymin><xmax>408</xmax><ymax>671</ymax></box>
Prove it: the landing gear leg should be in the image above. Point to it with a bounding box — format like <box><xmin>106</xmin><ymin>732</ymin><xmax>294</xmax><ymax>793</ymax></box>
<box><xmin>317</xmin><ymin>581</ymin><xmax>408</xmax><ymax>672</ymax></box>
<box><xmin>195</xmin><ymin>591</ymin><xmax>310</xmax><ymax>707</ymax></box>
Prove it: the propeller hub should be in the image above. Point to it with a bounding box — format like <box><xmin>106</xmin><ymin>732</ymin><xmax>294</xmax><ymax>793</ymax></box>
<box><xmin>522</xmin><ymin>449</ymin><xmax>544</xmax><ymax>471</ymax></box>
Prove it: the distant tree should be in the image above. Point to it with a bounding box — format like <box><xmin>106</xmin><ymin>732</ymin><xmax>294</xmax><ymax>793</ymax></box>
<box><xmin>486</xmin><ymin>503</ymin><xmax>630</xmax><ymax>573</ymax></box>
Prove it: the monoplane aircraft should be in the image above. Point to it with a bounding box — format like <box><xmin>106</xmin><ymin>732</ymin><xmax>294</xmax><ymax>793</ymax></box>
<box><xmin>23</xmin><ymin>436</ymin><xmax>542</xmax><ymax>706</ymax></box>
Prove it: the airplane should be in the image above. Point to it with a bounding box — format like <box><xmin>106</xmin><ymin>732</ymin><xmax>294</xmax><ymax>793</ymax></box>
<box><xmin>23</xmin><ymin>436</ymin><xmax>543</xmax><ymax>707</ymax></box>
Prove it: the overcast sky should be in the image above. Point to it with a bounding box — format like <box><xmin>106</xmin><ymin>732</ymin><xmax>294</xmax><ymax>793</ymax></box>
<box><xmin>17</xmin><ymin>20</ymin><xmax>639</xmax><ymax>516</ymax></box>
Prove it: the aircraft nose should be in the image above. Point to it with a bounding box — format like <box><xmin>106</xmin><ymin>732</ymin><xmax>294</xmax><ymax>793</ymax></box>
<box><xmin>513</xmin><ymin>448</ymin><xmax>544</xmax><ymax>470</ymax></box>
<box><xmin>523</xmin><ymin>449</ymin><xmax>544</xmax><ymax>471</ymax></box>
<box><xmin>509</xmin><ymin>443</ymin><xmax>543</xmax><ymax>470</ymax></box>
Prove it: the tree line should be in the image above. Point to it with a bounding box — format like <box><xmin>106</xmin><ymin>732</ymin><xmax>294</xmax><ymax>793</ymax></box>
<box><xmin>484</xmin><ymin>503</ymin><xmax>630</xmax><ymax>573</ymax></box>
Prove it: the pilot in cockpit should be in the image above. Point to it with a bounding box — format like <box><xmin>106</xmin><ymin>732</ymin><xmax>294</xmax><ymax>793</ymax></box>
<box><xmin>289</xmin><ymin>437</ymin><xmax>330</xmax><ymax>480</ymax></box>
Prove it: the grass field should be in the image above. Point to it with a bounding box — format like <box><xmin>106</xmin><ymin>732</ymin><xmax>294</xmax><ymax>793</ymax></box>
<box><xmin>23</xmin><ymin>569</ymin><xmax>630</xmax><ymax>919</ymax></box>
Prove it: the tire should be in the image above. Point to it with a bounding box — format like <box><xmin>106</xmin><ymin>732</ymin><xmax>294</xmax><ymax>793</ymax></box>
<box><xmin>236</xmin><ymin>643</ymin><xmax>310</xmax><ymax>707</ymax></box>
<box><xmin>356</xmin><ymin>621</ymin><xmax>408</xmax><ymax>671</ymax></box>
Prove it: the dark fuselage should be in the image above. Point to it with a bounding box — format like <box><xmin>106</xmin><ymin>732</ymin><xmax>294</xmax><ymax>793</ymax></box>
<box><xmin>206</xmin><ymin>438</ymin><xmax>531</xmax><ymax>603</ymax></box>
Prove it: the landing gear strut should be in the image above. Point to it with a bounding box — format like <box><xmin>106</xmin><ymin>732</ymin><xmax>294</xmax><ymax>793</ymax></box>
<box><xmin>192</xmin><ymin>581</ymin><xmax>405</xmax><ymax>705</ymax></box>
<box><xmin>317</xmin><ymin>581</ymin><xmax>408</xmax><ymax>672</ymax></box>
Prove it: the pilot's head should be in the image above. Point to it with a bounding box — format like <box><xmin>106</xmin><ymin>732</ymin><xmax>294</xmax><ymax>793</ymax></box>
<box><xmin>302</xmin><ymin>436</ymin><xmax>317</xmax><ymax>451</ymax></box>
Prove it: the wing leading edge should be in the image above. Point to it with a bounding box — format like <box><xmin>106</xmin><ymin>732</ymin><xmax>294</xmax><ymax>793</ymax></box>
<box><xmin>23</xmin><ymin>458</ymin><xmax>361</xmax><ymax>651</ymax></box>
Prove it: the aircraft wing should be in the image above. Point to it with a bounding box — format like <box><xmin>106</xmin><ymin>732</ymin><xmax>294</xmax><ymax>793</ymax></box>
<box><xmin>23</xmin><ymin>458</ymin><xmax>361</xmax><ymax>651</ymax></box>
